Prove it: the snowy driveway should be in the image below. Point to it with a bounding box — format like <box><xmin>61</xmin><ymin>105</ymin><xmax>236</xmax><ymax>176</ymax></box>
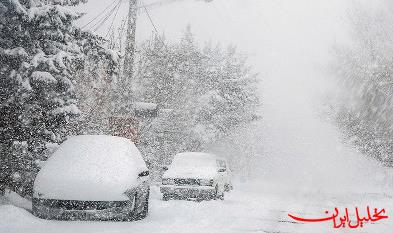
<box><xmin>1</xmin><ymin>182</ymin><xmax>393</xmax><ymax>233</ymax></box>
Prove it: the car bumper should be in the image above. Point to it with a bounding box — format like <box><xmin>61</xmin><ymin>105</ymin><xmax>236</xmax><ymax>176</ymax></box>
<box><xmin>32</xmin><ymin>198</ymin><xmax>134</xmax><ymax>221</ymax></box>
<box><xmin>160</xmin><ymin>185</ymin><xmax>216</xmax><ymax>200</ymax></box>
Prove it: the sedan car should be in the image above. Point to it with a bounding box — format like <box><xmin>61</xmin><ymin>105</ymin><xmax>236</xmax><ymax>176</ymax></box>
<box><xmin>32</xmin><ymin>135</ymin><xmax>150</xmax><ymax>221</ymax></box>
<box><xmin>160</xmin><ymin>152</ymin><xmax>231</xmax><ymax>201</ymax></box>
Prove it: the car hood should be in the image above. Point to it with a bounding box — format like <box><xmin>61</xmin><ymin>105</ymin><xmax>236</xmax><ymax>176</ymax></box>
<box><xmin>163</xmin><ymin>167</ymin><xmax>217</xmax><ymax>180</ymax></box>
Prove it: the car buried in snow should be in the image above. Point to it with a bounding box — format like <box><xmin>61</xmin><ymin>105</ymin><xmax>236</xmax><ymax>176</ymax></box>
<box><xmin>160</xmin><ymin>152</ymin><xmax>232</xmax><ymax>201</ymax></box>
<box><xmin>32</xmin><ymin>135</ymin><xmax>150</xmax><ymax>221</ymax></box>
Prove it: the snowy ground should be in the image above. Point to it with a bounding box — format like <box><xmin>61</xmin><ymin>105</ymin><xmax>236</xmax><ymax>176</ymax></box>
<box><xmin>1</xmin><ymin>182</ymin><xmax>393</xmax><ymax>233</ymax></box>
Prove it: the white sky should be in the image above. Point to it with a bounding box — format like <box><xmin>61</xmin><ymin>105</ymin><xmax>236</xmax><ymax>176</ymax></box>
<box><xmin>74</xmin><ymin>0</ymin><xmax>350</xmax><ymax>89</ymax></box>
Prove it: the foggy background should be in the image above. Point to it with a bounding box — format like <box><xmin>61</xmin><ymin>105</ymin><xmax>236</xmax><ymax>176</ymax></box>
<box><xmin>74</xmin><ymin>0</ymin><xmax>392</xmax><ymax>194</ymax></box>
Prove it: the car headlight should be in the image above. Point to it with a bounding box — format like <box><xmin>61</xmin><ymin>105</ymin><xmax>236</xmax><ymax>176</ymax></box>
<box><xmin>162</xmin><ymin>178</ymin><xmax>174</xmax><ymax>185</ymax></box>
<box><xmin>199</xmin><ymin>179</ymin><xmax>214</xmax><ymax>186</ymax></box>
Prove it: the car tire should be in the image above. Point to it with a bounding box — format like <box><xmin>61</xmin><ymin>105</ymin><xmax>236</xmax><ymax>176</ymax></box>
<box><xmin>163</xmin><ymin>194</ymin><xmax>169</xmax><ymax>201</ymax></box>
<box><xmin>214</xmin><ymin>185</ymin><xmax>224</xmax><ymax>201</ymax></box>
<box><xmin>219</xmin><ymin>191</ymin><xmax>225</xmax><ymax>200</ymax></box>
<box><xmin>132</xmin><ymin>188</ymin><xmax>150</xmax><ymax>220</ymax></box>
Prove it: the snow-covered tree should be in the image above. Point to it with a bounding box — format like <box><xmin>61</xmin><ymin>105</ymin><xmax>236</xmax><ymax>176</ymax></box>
<box><xmin>134</xmin><ymin>28</ymin><xmax>261</xmax><ymax>175</ymax></box>
<box><xmin>0</xmin><ymin>0</ymin><xmax>103</xmax><ymax>196</ymax></box>
<box><xmin>331</xmin><ymin>1</ymin><xmax>393</xmax><ymax>166</ymax></box>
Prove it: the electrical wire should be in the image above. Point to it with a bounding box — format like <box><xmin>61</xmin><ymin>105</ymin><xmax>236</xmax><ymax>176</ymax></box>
<box><xmin>81</xmin><ymin>0</ymin><xmax>119</xmax><ymax>29</ymax></box>
<box><xmin>138</xmin><ymin>0</ymin><xmax>181</xmax><ymax>10</ymax></box>
<box><xmin>142</xmin><ymin>4</ymin><xmax>168</xmax><ymax>50</ymax></box>
<box><xmin>105</xmin><ymin>0</ymin><xmax>123</xmax><ymax>38</ymax></box>
<box><xmin>143</xmin><ymin>5</ymin><xmax>160</xmax><ymax>35</ymax></box>
<box><xmin>91</xmin><ymin>0</ymin><xmax>122</xmax><ymax>32</ymax></box>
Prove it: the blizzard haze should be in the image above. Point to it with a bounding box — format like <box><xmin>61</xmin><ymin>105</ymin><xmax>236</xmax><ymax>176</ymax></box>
<box><xmin>76</xmin><ymin>0</ymin><xmax>391</xmax><ymax>194</ymax></box>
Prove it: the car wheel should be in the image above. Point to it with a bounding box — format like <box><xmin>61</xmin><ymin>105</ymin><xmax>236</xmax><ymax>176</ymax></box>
<box><xmin>163</xmin><ymin>194</ymin><xmax>170</xmax><ymax>201</ymax></box>
<box><xmin>214</xmin><ymin>185</ymin><xmax>224</xmax><ymax>201</ymax></box>
<box><xmin>132</xmin><ymin>188</ymin><xmax>150</xmax><ymax>220</ymax></box>
<box><xmin>219</xmin><ymin>190</ymin><xmax>225</xmax><ymax>200</ymax></box>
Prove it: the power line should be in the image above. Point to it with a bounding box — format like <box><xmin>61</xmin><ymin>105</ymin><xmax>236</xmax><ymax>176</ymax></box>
<box><xmin>81</xmin><ymin>0</ymin><xmax>119</xmax><ymax>29</ymax></box>
<box><xmin>142</xmin><ymin>4</ymin><xmax>168</xmax><ymax>50</ymax></box>
<box><xmin>143</xmin><ymin>5</ymin><xmax>160</xmax><ymax>35</ymax></box>
<box><xmin>91</xmin><ymin>0</ymin><xmax>122</xmax><ymax>32</ymax></box>
<box><xmin>105</xmin><ymin>0</ymin><xmax>123</xmax><ymax>38</ymax></box>
<box><xmin>138</xmin><ymin>0</ymin><xmax>181</xmax><ymax>10</ymax></box>
<box><xmin>92</xmin><ymin>1</ymin><xmax>121</xmax><ymax>31</ymax></box>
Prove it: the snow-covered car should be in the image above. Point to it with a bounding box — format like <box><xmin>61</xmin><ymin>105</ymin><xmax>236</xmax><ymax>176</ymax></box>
<box><xmin>32</xmin><ymin>135</ymin><xmax>150</xmax><ymax>221</ymax></box>
<box><xmin>160</xmin><ymin>152</ymin><xmax>231</xmax><ymax>201</ymax></box>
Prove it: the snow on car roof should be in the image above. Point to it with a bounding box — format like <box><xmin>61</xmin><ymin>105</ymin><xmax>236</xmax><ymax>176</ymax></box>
<box><xmin>34</xmin><ymin>135</ymin><xmax>147</xmax><ymax>201</ymax></box>
<box><xmin>172</xmin><ymin>152</ymin><xmax>218</xmax><ymax>168</ymax></box>
<box><xmin>163</xmin><ymin>152</ymin><xmax>220</xmax><ymax>179</ymax></box>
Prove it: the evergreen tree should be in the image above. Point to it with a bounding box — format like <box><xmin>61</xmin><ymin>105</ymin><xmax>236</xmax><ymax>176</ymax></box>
<box><xmin>0</xmin><ymin>0</ymin><xmax>88</xmax><ymax>196</ymax></box>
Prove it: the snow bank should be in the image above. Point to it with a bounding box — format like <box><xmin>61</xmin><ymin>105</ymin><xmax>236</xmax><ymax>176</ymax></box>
<box><xmin>34</xmin><ymin>135</ymin><xmax>147</xmax><ymax>201</ymax></box>
<box><xmin>0</xmin><ymin>205</ymin><xmax>37</xmax><ymax>228</ymax></box>
<box><xmin>3</xmin><ymin>190</ymin><xmax>32</xmax><ymax>211</ymax></box>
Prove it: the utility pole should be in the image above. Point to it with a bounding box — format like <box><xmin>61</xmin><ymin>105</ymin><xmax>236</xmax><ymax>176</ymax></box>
<box><xmin>122</xmin><ymin>0</ymin><xmax>138</xmax><ymax>86</ymax></box>
<box><xmin>112</xmin><ymin>0</ymin><xmax>138</xmax><ymax>115</ymax></box>
<box><xmin>111</xmin><ymin>0</ymin><xmax>139</xmax><ymax>141</ymax></box>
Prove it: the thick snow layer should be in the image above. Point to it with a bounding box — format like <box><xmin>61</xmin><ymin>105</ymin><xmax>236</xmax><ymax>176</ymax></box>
<box><xmin>171</xmin><ymin>152</ymin><xmax>217</xmax><ymax>167</ymax></box>
<box><xmin>28</xmin><ymin>5</ymin><xmax>79</xmax><ymax>20</ymax></box>
<box><xmin>163</xmin><ymin>152</ymin><xmax>219</xmax><ymax>179</ymax></box>
<box><xmin>31</xmin><ymin>71</ymin><xmax>57</xmax><ymax>84</ymax></box>
<box><xmin>34</xmin><ymin>135</ymin><xmax>147</xmax><ymax>201</ymax></box>
<box><xmin>0</xmin><ymin>47</ymin><xmax>28</xmax><ymax>58</ymax></box>
<box><xmin>51</xmin><ymin>104</ymin><xmax>81</xmax><ymax>115</ymax></box>
<box><xmin>2</xmin><ymin>182</ymin><xmax>393</xmax><ymax>233</ymax></box>
<box><xmin>3</xmin><ymin>190</ymin><xmax>32</xmax><ymax>211</ymax></box>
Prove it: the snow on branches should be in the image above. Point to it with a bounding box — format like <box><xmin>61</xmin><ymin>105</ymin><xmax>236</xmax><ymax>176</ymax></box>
<box><xmin>0</xmin><ymin>0</ymin><xmax>117</xmax><ymax>197</ymax></box>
